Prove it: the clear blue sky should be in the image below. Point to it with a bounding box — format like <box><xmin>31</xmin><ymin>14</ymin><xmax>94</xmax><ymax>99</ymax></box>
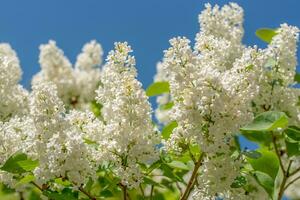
<box><xmin>1</xmin><ymin>0</ymin><xmax>299</xmax><ymax>89</ymax></box>
<box><xmin>1</xmin><ymin>0</ymin><xmax>299</xmax><ymax>155</ymax></box>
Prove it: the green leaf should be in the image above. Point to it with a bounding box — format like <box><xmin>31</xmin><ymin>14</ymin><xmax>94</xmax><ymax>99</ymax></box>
<box><xmin>16</xmin><ymin>174</ymin><xmax>35</xmax><ymax>187</ymax></box>
<box><xmin>242</xmin><ymin>150</ymin><xmax>262</xmax><ymax>159</ymax></box>
<box><xmin>159</xmin><ymin>102</ymin><xmax>174</xmax><ymax>110</ymax></box>
<box><xmin>294</xmin><ymin>73</ymin><xmax>300</xmax><ymax>83</ymax></box>
<box><xmin>167</xmin><ymin>161</ymin><xmax>189</xmax><ymax>171</ymax></box>
<box><xmin>54</xmin><ymin>178</ymin><xmax>72</xmax><ymax>186</ymax></box>
<box><xmin>242</xmin><ymin>131</ymin><xmax>272</xmax><ymax>146</ymax></box>
<box><xmin>100</xmin><ymin>190</ymin><xmax>114</xmax><ymax>197</ymax></box>
<box><xmin>234</xmin><ymin>135</ymin><xmax>241</xmax><ymax>151</ymax></box>
<box><xmin>285</xmin><ymin>126</ymin><xmax>300</xmax><ymax>141</ymax></box>
<box><xmin>28</xmin><ymin>191</ymin><xmax>41</xmax><ymax>200</ymax></box>
<box><xmin>43</xmin><ymin>188</ymin><xmax>78</xmax><ymax>200</ymax></box>
<box><xmin>254</xmin><ymin>171</ymin><xmax>274</xmax><ymax>196</ymax></box>
<box><xmin>1</xmin><ymin>152</ymin><xmax>38</xmax><ymax>174</ymax></box>
<box><xmin>147</xmin><ymin>159</ymin><xmax>162</xmax><ymax>174</ymax></box>
<box><xmin>161</xmin><ymin>121</ymin><xmax>178</xmax><ymax>139</ymax></box>
<box><xmin>83</xmin><ymin>138</ymin><xmax>98</xmax><ymax>145</ymax></box>
<box><xmin>146</xmin><ymin>81</ymin><xmax>170</xmax><ymax>97</ymax></box>
<box><xmin>285</xmin><ymin>139</ymin><xmax>300</xmax><ymax>157</ymax></box>
<box><xmin>255</xmin><ymin>28</ymin><xmax>277</xmax><ymax>43</ymax></box>
<box><xmin>240</xmin><ymin>111</ymin><xmax>288</xmax><ymax>133</ymax></box>
<box><xmin>230</xmin><ymin>176</ymin><xmax>247</xmax><ymax>188</ymax></box>
<box><xmin>17</xmin><ymin>159</ymin><xmax>39</xmax><ymax>171</ymax></box>
<box><xmin>248</xmin><ymin>149</ymin><xmax>279</xmax><ymax>179</ymax></box>
<box><xmin>90</xmin><ymin>100</ymin><xmax>102</xmax><ymax>117</ymax></box>
<box><xmin>160</xmin><ymin>163</ymin><xmax>183</xmax><ymax>182</ymax></box>
<box><xmin>143</xmin><ymin>176</ymin><xmax>164</xmax><ymax>188</ymax></box>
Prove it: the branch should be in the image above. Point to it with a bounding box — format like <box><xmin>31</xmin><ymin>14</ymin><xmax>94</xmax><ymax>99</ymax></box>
<box><xmin>272</xmin><ymin>133</ymin><xmax>285</xmax><ymax>174</ymax></box>
<box><xmin>180</xmin><ymin>153</ymin><xmax>204</xmax><ymax>200</ymax></box>
<box><xmin>272</xmin><ymin>133</ymin><xmax>288</xmax><ymax>200</ymax></box>
<box><xmin>284</xmin><ymin>175</ymin><xmax>300</xmax><ymax>191</ymax></box>
<box><xmin>31</xmin><ymin>181</ymin><xmax>43</xmax><ymax>192</ymax></box>
<box><xmin>79</xmin><ymin>186</ymin><xmax>96</xmax><ymax>200</ymax></box>
<box><xmin>118</xmin><ymin>183</ymin><xmax>129</xmax><ymax>200</ymax></box>
<box><xmin>288</xmin><ymin>165</ymin><xmax>300</xmax><ymax>177</ymax></box>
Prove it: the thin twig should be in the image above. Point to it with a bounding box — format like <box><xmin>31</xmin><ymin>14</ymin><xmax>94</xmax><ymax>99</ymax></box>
<box><xmin>79</xmin><ymin>186</ymin><xmax>96</xmax><ymax>200</ymax></box>
<box><xmin>118</xmin><ymin>183</ymin><xmax>128</xmax><ymax>200</ymax></box>
<box><xmin>180</xmin><ymin>153</ymin><xmax>204</xmax><ymax>200</ymax></box>
<box><xmin>176</xmin><ymin>182</ymin><xmax>183</xmax><ymax>197</ymax></box>
<box><xmin>139</xmin><ymin>184</ymin><xmax>145</xmax><ymax>198</ymax></box>
<box><xmin>289</xmin><ymin>165</ymin><xmax>300</xmax><ymax>177</ymax></box>
<box><xmin>272</xmin><ymin>133</ymin><xmax>286</xmax><ymax>174</ymax></box>
<box><xmin>286</xmin><ymin>160</ymin><xmax>293</xmax><ymax>177</ymax></box>
<box><xmin>150</xmin><ymin>185</ymin><xmax>154</xmax><ymax>200</ymax></box>
<box><xmin>31</xmin><ymin>181</ymin><xmax>43</xmax><ymax>192</ymax></box>
<box><xmin>272</xmin><ymin>133</ymin><xmax>287</xmax><ymax>200</ymax></box>
<box><xmin>19</xmin><ymin>192</ymin><xmax>24</xmax><ymax>200</ymax></box>
<box><xmin>284</xmin><ymin>175</ymin><xmax>300</xmax><ymax>191</ymax></box>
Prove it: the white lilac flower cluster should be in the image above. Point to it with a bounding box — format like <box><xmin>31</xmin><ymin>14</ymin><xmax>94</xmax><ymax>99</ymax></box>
<box><xmin>0</xmin><ymin>40</ymin><xmax>159</xmax><ymax>191</ymax></box>
<box><xmin>0</xmin><ymin>44</ymin><xmax>29</xmax><ymax>121</ymax></box>
<box><xmin>153</xmin><ymin>62</ymin><xmax>172</xmax><ymax>125</ymax></box>
<box><xmin>155</xmin><ymin>2</ymin><xmax>299</xmax><ymax>200</ymax></box>
<box><xmin>32</xmin><ymin>40</ymin><xmax>103</xmax><ymax>109</ymax></box>
<box><xmin>96</xmin><ymin>42</ymin><xmax>159</xmax><ymax>188</ymax></box>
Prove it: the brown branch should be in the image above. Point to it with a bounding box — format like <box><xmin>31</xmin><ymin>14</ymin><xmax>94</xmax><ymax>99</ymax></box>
<box><xmin>180</xmin><ymin>153</ymin><xmax>205</xmax><ymax>200</ymax></box>
<box><xmin>79</xmin><ymin>186</ymin><xmax>96</xmax><ymax>200</ymax></box>
<box><xmin>284</xmin><ymin>175</ymin><xmax>300</xmax><ymax>191</ymax></box>
<box><xmin>288</xmin><ymin>165</ymin><xmax>300</xmax><ymax>177</ymax></box>
<box><xmin>31</xmin><ymin>181</ymin><xmax>43</xmax><ymax>192</ymax></box>
<box><xmin>118</xmin><ymin>183</ymin><xmax>128</xmax><ymax>200</ymax></box>
<box><xmin>272</xmin><ymin>133</ymin><xmax>286</xmax><ymax>174</ymax></box>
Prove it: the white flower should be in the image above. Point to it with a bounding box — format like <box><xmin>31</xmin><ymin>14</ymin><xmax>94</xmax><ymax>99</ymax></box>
<box><xmin>75</xmin><ymin>40</ymin><xmax>103</xmax><ymax>70</ymax></box>
<box><xmin>30</xmin><ymin>82</ymin><xmax>96</xmax><ymax>186</ymax></box>
<box><xmin>96</xmin><ymin>42</ymin><xmax>159</xmax><ymax>188</ymax></box>
<box><xmin>199</xmin><ymin>3</ymin><xmax>244</xmax><ymax>44</ymax></box>
<box><xmin>32</xmin><ymin>40</ymin><xmax>75</xmax><ymax>104</ymax></box>
<box><xmin>154</xmin><ymin>62</ymin><xmax>172</xmax><ymax>125</ymax></box>
<box><xmin>0</xmin><ymin>46</ymin><xmax>29</xmax><ymax>121</ymax></box>
<box><xmin>74</xmin><ymin>40</ymin><xmax>103</xmax><ymax>104</ymax></box>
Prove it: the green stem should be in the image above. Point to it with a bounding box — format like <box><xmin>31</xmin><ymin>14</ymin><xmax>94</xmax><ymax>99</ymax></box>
<box><xmin>150</xmin><ymin>185</ymin><xmax>154</xmax><ymax>200</ymax></box>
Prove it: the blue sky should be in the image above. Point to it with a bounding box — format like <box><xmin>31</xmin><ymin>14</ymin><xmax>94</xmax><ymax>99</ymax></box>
<box><xmin>0</xmin><ymin>0</ymin><xmax>299</xmax><ymax>155</ymax></box>
<box><xmin>1</xmin><ymin>0</ymin><xmax>299</xmax><ymax>89</ymax></box>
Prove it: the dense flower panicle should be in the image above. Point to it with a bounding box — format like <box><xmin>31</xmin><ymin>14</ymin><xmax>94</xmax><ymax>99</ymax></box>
<box><xmin>0</xmin><ymin>45</ymin><xmax>29</xmax><ymax>121</ymax></box>
<box><xmin>32</xmin><ymin>40</ymin><xmax>75</xmax><ymax>103</ymax></box>
<box><xmin>0</xmin><ymin>43</ymin><xmax>22</xmax><ymax>85</ymax></box>
<box><xmin>30</xmin><ymin>82</ymin><xmax>96</xmax><ymax>186</ymax></box>
<box><xmin>0</xmin><ymin>117</ymin><xmax>34</xmax><ymax>165</ymax></box>
<box><xmin>195</xmin><ymin>3</ymin><xmax>244</xmax><ymax>71</ymax></box>
<box><xmin>75</xmin><ymin>40</ymin><xmax>103</xmax><ymax>70</ymax></box>
<box><xmin>154</xmin><ymin>62</ymin><xmax>172</xmax><ymax>124</ymax></box>
<box><xmin>0</xmin><ymin>116</ymin><xmax>35</xmax><ymax>188</ymax></box>
<box><xmin>199</xmin><ymin>3</ymin><xmax>244</xmax><ymax>44</ymax></box>
<box><xmin>250</xmin><ymin>24</ymin><xmax>300</xmax><ymax>124</ymax></box>
<box><xmin>162</xmin><ymin>37</ymin><xmax>239</xmax><ymax>198</ymax></box>
<box><xmin>161</xmin><ymin>3</ymin><xmax>269</xmax><ymax>196</ymax></box>
<box><xmin>66</xmin><ymin>110</ymin><xmax>105</xmax><ymax>163</ymax></box>
<box><xmin>265</xmin><ymin>24</ymin><xmax>299</xmax><ymax>86</ymax></box>
<box><xmin>96</xmin><ymin>42</ymin><xmax>159</xmax><ymax>188</ymax></box>
<box><xmin>33</xmin><ymin>40</ymin><xmax>103</xmax><ymax>109</ymax></box>
<box><xmin>74</xmin><ymin>40</ymin><xmax>103</xmax><ymax>104</ymax></box>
